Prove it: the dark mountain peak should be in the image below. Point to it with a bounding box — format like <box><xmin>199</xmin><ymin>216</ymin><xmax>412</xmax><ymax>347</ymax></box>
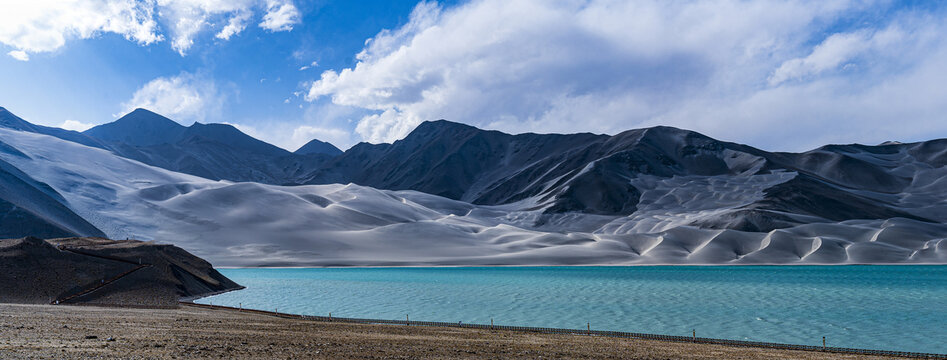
<box><xmin>407</xmin><ymin>120</ymin><xmax>483</xmax><ymax>138</ymax></box>
<box><xmin>85</xmin><ymin>110</ymin><xmax>290</xmax><ymax>158</ymax></box>
<box><xmin>84</xmin><ymin>108</ymin><xmax>186</xmax><ymax>146</ymax></box>
<box><xmin>117</xmin><ymin>108</ymin><xmax>184</xmax><ymax>128</ymax></box>
<box><xmin>295</xmin><ymin>138</ymin><xmax>342</xmax><ymax>156</ymax></box>
<box><xmin>416</xmin><ymin>119</ymin><xmax>474</xmax><ymax>130</ymax></box>
<box><xmin>603</xmin><ymin>125</ymin><xmax>726</xmax><ymax>157</ymax></box>
<box><xmin>638</xmin><ymin>125</ymin><xmax>710</xmax><ymax>141</ymax></box>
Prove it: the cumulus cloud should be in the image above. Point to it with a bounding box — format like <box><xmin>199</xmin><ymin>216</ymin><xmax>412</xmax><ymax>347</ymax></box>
<box><xmin>59</xmin><ymin>119</ymin><xmax>95</xmax><ymax>132</ymax></box>
<box><xmin>216</xmin><ymin>11</ymin><xmax>251</xmax><ymax>40</ymax></box>
<box><xmin>0</xmin><ymin>0</ymin><xmax>161</xmax><ymax>58</ymax></box>
<box><xmin>768</xmin><ymin>26</ymin><xmax>908</xmax><ymax>86</ymax></box>
<box><xmin>306</xmin><ymin>0</ymin><xmax>947</xmax><ymax>150</ymax></box>
<box><xmin>298</xmin><ymin>60</ymin><xmax>318</xmax><ymax>71</ymax></box>
<box><xmin>120</xmin><ymin>72</ymin><xmax>223</xmax><ymax>123</ymax></box>
<box><xmin>259</xmin><ymin>0</ymin><xmax>301</xmax><ymax>32</ymax></box>
<box><xmin>6</xmin><ymin>50</ymin><xmax>28</xmax><ymax>61</ymax></box>
<box><xmin>218</xmin><ymin>120</ymin><xmax>350</xmax><ymax>152</ymax></box>
<box><xmin>215</xmin><ymin>102</ymin><xmax>356</xmax><ymax>152</ymax></box>
<box><xmin>0</xmin><ymin>0</ymin><xmax>300</xmax><ymax>59</ymax></box>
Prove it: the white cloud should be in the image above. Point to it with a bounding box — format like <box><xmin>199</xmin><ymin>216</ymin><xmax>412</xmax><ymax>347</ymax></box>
<box><xmin>306</xmin><ymin>0</ymin><xmax>947</xmax><ymax>150</ymax></box>
<box><xmin>298</xmin><ymin>60</ymin><xmax>318</xmax><ymax>71</ymax></box>
<box><xmin>7</xmin><ymin>50</ymin><xmax>28</xmax><ymax>61</ymax></box>
<box><xmin>259</xmin><ymin>0</ymin><xmax>300</xmax><ymax>32</ymax></box>
<box><xmin>0</xmin><ymin>0</ymin><xmax>300</xmax><ymax>58</ymax></box>
<box><xmin>216</xmin><ymin>11</ymin><xmax>251</xmax><ymax>40</ymax></box>
<box><xmin>0</xmin><ymin>0</ymin><xmax>161</xmax><ymax>59</ymax></box>
<box><xmin>158</xmin><ymin>0</ymin><xmax>267</xmax><ymax>55</ymax></box>
<box><xmin>59</xmin><ymin>119</ymin><xmax>95</xmax><ymax>131</ymax></box>
<box><xmin>768</xmin><ymin>26</ymin><xmax>908</xmax><ymax>86</ymax></box>
<box><xmin>120</xmin><ymin>72</ymin><xmax>223</xmax><ymax>123</ymax></box>
<box><xmin>218</xmin><ymin>120</ymin><xmax>351</xmax><ymax>152</ymax></box>
<box><xmin>214</xmin><ymin>102</ymin><xmax>357</xmax><ymax>152</ymax></box>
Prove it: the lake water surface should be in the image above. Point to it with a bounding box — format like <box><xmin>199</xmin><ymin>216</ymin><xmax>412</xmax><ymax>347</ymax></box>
<box><xmin>198</xmin><ymin>266</ymin><xmax>947</xmax><ymax>353</ymax></box>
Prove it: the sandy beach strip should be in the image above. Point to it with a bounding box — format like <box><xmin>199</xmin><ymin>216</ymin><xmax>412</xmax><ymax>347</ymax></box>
<box><xmin>0</xmin><ymin>303</ymin><xmax>897</xmax><ymax>359</ymax></box>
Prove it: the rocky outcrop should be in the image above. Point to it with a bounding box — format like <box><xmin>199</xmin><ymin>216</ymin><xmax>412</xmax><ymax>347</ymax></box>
<box><xmin>0</xmin><ymin>236</ymin><xmax>242</xmax><ymax>307</ymax></box>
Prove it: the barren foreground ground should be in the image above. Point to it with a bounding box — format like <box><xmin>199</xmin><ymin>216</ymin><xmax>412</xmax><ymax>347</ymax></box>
<box><xmin>0</xmin><ymin>303</ymin><xmax>889</xmax><ymax>359</ymax></box>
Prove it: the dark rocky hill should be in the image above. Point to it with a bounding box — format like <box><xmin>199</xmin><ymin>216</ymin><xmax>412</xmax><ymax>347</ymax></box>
<box><xmin>0</xmin><ymin>236</ymin><xmax>242</xmax><ymax>307</ymax></box>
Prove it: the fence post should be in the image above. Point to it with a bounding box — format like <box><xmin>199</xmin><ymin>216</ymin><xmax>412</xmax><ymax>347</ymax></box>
<box><xmin>693</xmin><ymin>329</ymin><xmax>696</xmax><ymax>341</ymax></box>
<box><xmin>491</xmin><ymin>318</ymin><xmax>494</xmax><ymax>329</ymax></box>
<box><xmin>587</xmin><ymin>322</ymin><xmax>590</xmax><ymax>335</ymax></box>
<box><xmin>329</xmin><ymin>312</ymin><xmax>332</xmax><ymax>321</ymax></box>
<box><xmin>406</xmin><ymin>314</ymin><xmax>409</xmax><ymax>325</ymax></box>
<box><xmin>823</xmin><ymin>336</ymin><xmax>826</xmax><ymax>350</ymax></box>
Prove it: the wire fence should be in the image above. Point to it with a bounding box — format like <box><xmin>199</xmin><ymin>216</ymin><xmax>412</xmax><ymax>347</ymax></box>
<box><xmin>182</xmin><ymin>302</ymin><xmax>947</xmax><ymax>359</ymax></box>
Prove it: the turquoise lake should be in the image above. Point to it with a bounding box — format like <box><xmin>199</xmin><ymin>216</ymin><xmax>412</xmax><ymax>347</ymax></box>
<box><xmin>197</xmin><ymin>266</ymin><xmax>947</xmax><ymax>353</ymax></box>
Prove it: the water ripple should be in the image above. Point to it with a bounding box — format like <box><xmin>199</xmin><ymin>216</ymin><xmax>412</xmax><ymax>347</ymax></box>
<box><xmin>199</xmin><ymin>266</ymin><xmax>947</xmax><ymax>353</ymax></box>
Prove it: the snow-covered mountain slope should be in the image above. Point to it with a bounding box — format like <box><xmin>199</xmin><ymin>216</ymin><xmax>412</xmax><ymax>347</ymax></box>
<box><xmin>0</xmin><ymin>163</ymin><xmax>105</xmax><ymax>239</ymax></box>
<box><xmin>0</xmin><ymin>106</ymin><xmax>106</xmax><ymax>149</ymax></box>
<box><xmin>40</xmin><ymin>107</ymin><xmax>944</xmax><ymax>238</ymax></box>
<box><xmin>300</xmin><ymin>121</ymin><xmax>942</xmax><ymax>235</ymax></box>
<box><xmin>0</xmin><ymin>127</ymin><xmax>943</xmax><ymax>266</ymax></box>
<box><xmin>0</xmin><ymin>139</ymin><xmax>105</xmax><ymax>238</ymax></box>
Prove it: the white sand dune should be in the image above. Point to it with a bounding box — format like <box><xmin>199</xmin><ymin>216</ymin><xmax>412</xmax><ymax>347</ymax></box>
<box><xmin>1</xmin><ymin>128</ymin><xmax>945</xmax><ymax>266</ymax></box>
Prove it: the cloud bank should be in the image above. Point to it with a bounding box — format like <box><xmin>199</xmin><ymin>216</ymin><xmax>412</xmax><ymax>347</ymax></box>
<box><xmin>59</xmin><ymin>119</ymin><xmax>96</xmax><ymax>132</ymax></box>
<box><xmin>120</xmin><ymin>72</ymin><xmax>223</xmax><ymax>124</ymax></box>
<box><xmin>0</xmin><ymin>0</ymin><xmax>300</xmax><ymax>58</ymax></box>
<box><xmin>306</xmin><ymin>0</ymin><xmax>947</xmax><ymax>151</ymax></box>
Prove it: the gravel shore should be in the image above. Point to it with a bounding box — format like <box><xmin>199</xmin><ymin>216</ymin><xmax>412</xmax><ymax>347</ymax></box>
<box><xmin>0</xmin><ymin>303</ymin><xmax>889</xmax><ymax>359</ymax></box>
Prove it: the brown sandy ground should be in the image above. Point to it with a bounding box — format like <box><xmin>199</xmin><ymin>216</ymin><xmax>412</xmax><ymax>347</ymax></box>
<box><xmin>0</xmin><ymin>303</ymin><xmax>894</xmax><ymax>360</ymax></box>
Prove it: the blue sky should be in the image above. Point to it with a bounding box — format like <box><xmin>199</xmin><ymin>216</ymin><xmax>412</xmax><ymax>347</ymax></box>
<box><xmin>2</xmin><ymin>1</ymin><xmax>947</xmax><ymax>152</ymax></box>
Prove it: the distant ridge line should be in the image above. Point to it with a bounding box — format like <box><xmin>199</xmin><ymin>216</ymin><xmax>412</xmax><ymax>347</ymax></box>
<box><xmin>182</xmin><ymin>302</ymin><xmax>946</xmax><ymax>359</ymax></box>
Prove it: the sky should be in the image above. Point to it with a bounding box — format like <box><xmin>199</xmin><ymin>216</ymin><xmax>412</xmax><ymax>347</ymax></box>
<box><xmin>1</xmin><ymin>0</ymin><xmax>946</xmax><ymax>152</ymax></box>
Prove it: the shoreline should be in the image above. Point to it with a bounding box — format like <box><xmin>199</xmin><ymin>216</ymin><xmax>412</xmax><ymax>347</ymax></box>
<box><xmin>182</xmin><ymin>302</ymin><xmax>946</xmax><ymax>359</ymax></box>
<box><xmin>0</xmin><ymin>303</ymin><xmax>910</xmax><ymax>359</ymax></box>
<box><xmin>214</xmin><ymin>262</ymin><xmax>947</xmax><ymax>269</ymax></box>
<box><xmin>178</xmin><ymin>286</ymin><xmax>246</xmax><ymax>303</ymax></box>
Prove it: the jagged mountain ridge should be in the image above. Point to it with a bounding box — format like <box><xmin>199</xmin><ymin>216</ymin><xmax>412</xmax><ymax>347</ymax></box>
<box><xmin>1</xmin><ymin>106</ymin><xmax>947</xmax><ymax>252</ymax></box>
<box><xmin>297</xmin><ymin>121</ymin><xmax>942</xmax><ymax>233</ymax></box>
<box><xmin>35</xmin><ymin>107</ymin><xmax>946</xmax><ymax>233</ymax></box>
<box><xmin>81</xmin><ymin>109</ymin><xmax>334</xmax><ymax>184</ymax></box>
<box><xmin>0</xmin><ymin>126</ymin><xmax>943</xmax><ymax>266</ymax></box>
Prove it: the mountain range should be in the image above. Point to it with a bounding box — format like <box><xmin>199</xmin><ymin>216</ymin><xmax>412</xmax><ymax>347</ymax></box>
<box><xmin>0</xmin><ymin>105</ymin><xmax>944</xmax><ymax>265</ymax></box>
